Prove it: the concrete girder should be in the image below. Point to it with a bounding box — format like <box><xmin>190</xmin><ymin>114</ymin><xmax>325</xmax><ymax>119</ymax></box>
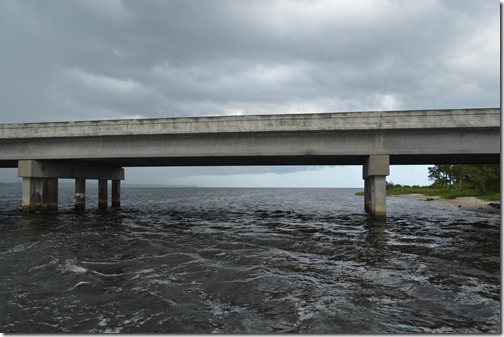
<box><xmin>17</xmin><ymin>160</ymin><xmax>124</xmax><ymax>180</ymax></box>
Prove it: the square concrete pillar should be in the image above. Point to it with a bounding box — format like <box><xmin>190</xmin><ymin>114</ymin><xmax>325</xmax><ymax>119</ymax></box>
<box><xmin>364</xmin><ymin>175</ymin><xmax>387</xmax><ymax>218</ymax></box>
<box><xmin>111</xmin><ymin>180</ymin><xmax>121</xmax><ymax>208</ymax></box>
<box><xmin>75</xmin><ymin>179</ymin><xmax>86</xmax><ymax>211</ymax></box>
<box><xmin>22</xmin><ymin>177</ymin><xmax>58</xmax><ymax>212</ymax></box>
<box><xmin>364</xmin><ymin>176</ymin><xmax>370</xmax><ymax>213</ymax></box>
<box><xmin>98</xmin><ymin>179</ymin><xmax>108</xmax><ymax>210</ymax></box>
<box><xmin>363</xmin><ymin>155</ymin><xmax>389</xmax><ymax>219</ymax></box>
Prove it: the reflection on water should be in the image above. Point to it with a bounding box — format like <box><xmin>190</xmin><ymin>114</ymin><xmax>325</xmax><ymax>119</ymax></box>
<box><xmin>0</xmin><ymin>187</ymin><xmax>500</xmax><ymax>333</ymax></box>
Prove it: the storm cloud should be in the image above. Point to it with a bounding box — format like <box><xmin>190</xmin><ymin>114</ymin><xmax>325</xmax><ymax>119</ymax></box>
<box><xmin>0</xmin><ymin>0</ymin><xmax>498</xmax><ymax>122</ymax></box>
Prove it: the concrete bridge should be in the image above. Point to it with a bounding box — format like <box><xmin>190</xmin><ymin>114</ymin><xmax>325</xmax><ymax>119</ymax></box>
<box><xmin>0</xmin><ymin>108</ymin><xmax>499</xmax><ymax>218</ymax></box>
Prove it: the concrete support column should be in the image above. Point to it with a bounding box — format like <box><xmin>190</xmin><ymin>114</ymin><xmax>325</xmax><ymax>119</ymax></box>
<box><xmin>98</xmin><ymin>179</ymin><xmax>108</xmax><ymax>210</ymax></box>
<box><xmin>75</xmin><ymin>179</ymin><xmax>86</xmax><ymax>211</ymax></box>
<box><xmin>111</xmin><ymin>180</ymin><xmax>121</xmax><ymax>208</ymax></box>
<box><xmin>363</xmin><ymin>155</ymin><xmax>390</xmax><ymax>219</ymax></box>
<box><xmin>18</xmin><ymin>160</ymin><xmax>125</xmax><ymax>213</ymax></box>
<box><xmin>22</xmin><ymin>177</ymin><xmax>58</xmax><ymax>212</ymax></box>
<box><xmin>364</xmin><ymin>176</ymin><xmax>370</xmax><ymax>213</ymax></box>
<box><xmin>364</xmin><ymin>175</ymin><xmax>387</xmax><ymax>218</ymax></box>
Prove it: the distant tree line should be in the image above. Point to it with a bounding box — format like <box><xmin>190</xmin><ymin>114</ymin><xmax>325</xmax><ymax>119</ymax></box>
<box><xmin>428</xmin><ymin>164</ymin><xmax>500</xmax><ymax>194</ymax></box>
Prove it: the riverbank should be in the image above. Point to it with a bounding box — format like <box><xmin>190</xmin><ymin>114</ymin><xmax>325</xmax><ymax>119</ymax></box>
<box><xmin>396</xmin><ymin>193</ymin><xmax>500</xmax><ymax>214</ymax></box>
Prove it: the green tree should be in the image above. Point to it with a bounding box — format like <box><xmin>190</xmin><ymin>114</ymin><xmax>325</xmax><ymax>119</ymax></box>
<box><xmin>461</xmin><ymin>165</ymin><xmax>500</xmax><ymax>194</ymax></box>
<box><xmin>428</xmin><ymin>164</ymin><xmax>500</xmax><ymax>194</ymax></box>
<box><xmin>428</xmin><ymin>165</ymin><xmax>456</xmax><ymax>186</ymax></box>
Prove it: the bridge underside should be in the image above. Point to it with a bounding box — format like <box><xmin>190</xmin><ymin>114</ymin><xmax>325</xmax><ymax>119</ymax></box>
<box><xmin>75</xmin><ymin>153</ymin><xmax>499</xmax><ymax>166</ymax></box>
<box><xmin>13</xmin><ymin>153</ymin><xmax>500</xmax><ymax>219</ymax></box>
<box><xmin>0</xmin><ymin>153</ymin><xmax>499</xmax><ymax>169</ymax></box>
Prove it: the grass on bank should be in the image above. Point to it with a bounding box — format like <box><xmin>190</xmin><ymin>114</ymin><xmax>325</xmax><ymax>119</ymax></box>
<box><xmin>355</xmin><ymin>184</ymin><xmax>501</xmax><ymax>202</ymax></box>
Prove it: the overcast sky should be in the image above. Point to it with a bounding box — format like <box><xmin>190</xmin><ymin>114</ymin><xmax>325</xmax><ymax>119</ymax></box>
<box><xmin>0</xmin><ymin>0</ymin><xmax>500</xmax><ymax>187</ymax></box>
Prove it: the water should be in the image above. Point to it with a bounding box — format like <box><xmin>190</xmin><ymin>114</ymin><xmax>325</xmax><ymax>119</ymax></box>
<box><xmin>0</xmin><ymin>186</ymin><xmax>500</xmax><ymax>333</ymax></box>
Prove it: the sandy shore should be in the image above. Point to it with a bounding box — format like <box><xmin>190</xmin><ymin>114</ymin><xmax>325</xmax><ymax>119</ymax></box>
<box><xmin>396</xmin><ymin>194</ymin><xmax>501</xmax><ymax>215</ymax></box>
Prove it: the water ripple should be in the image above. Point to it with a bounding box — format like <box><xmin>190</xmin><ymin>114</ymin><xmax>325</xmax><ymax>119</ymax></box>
<box><xmin>0</xmin><ymin>187</ymin><xmax>500</xmax><ymax>333</ymax></box>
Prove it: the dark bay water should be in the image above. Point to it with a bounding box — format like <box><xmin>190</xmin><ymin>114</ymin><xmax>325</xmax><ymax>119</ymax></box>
<box><xmin>0</xmin><ymin>186</ymin><xmax>500</xmax><ymax>333</ymax></box>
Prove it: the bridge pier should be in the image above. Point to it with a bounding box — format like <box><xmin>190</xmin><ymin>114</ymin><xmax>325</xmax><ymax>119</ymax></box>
<box><xmin>75</xmin><ymin>179</ymin><xmax>86</xmax><ymax>211</ymax></box>
<box><xmin>18</xmin><ymin>160</ymin><xmax>124</xmax><ymax>212</ymax></box>
<box><xmin>22</xmin><ymin>177</ymin><xmax>59</xmax><ymax>212</ymax></box>
<box><xmin>363</xmin><ymin>155</ymin><xmax>390</xmax><ymax>219</ymax></box>
<box><xmin>98</xmin><ymin>179</ymin><xmax>108</xmax><ymax>210</ymax></box>
<box><xmin>112</xmin><ymin>180</ymin><xmax>121</xmax><ymax>208</ymax></box>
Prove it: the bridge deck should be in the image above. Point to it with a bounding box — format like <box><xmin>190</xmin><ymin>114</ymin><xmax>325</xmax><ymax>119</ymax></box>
<box><xmin>0</xmin><ymin>108</ymin><xmax>498</xmax><ymax>138</ymax></box>
<box><xmin>0</xmin><ymin>108</ymin><xmax>499</xmax><ymax>168</ymax></box>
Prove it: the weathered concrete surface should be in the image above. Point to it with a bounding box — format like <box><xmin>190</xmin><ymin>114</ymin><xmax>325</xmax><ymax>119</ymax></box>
<box><xmin>17</xmin><ymin>160</ymin><xmax>124</xmax><ymax>180</ymax></box>
<box><xmin>75</xmin><ymin>179</ymin><xmax>86</xmax><ymax>211</ymax></box>
<box><xmin>22</xmin><ymin>177</ymin><xmax>58</xmax><ymax>212</ymax></box>
<box><xmin>363</xmin><ymin>155</ymin><xmax>390</xmax><ymax>179</ymax></box>
<box><xmin>364</xmin><ymin>176</ymin><xmax>387</xmax><ymax>219</ymax></box>
<box><xmin>112</xmin><ymin>180</ymin><xmax>121</xmax><ymax>208</ymax></box>
<box><xmin>18</xmin><ymin>160</ymin><xmax>124</xmax><ymax>212</ymax></box>
<box><xmin>0</xmin><ymin>108</ymin><xmax>499</xmax><ymax>167</ymax></box>
<box><xmin>363</xmin><ymin>155</ymin><xmax>390</xmax><ymax>218</ymax></box>
<box><xmin>98</xmin><ymin>180</ymin><xmax>108</xmax><ymax>210</ymax></box>
<box><xmin>0</xmin><ymin>108</ymin><xmax>498</xmax><ymax>138</ymax></box>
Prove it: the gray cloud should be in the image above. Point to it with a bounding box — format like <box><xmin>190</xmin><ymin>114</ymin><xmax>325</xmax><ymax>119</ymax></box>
<box><xmin>0</xmin><ymin>0</ymin><xmax>499</xmax><ymax>184</ymax></box>
<box><xmin>1</xmin><ymin>0</ymin><xmax>498</xmax><ymax>123</ymax></box>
